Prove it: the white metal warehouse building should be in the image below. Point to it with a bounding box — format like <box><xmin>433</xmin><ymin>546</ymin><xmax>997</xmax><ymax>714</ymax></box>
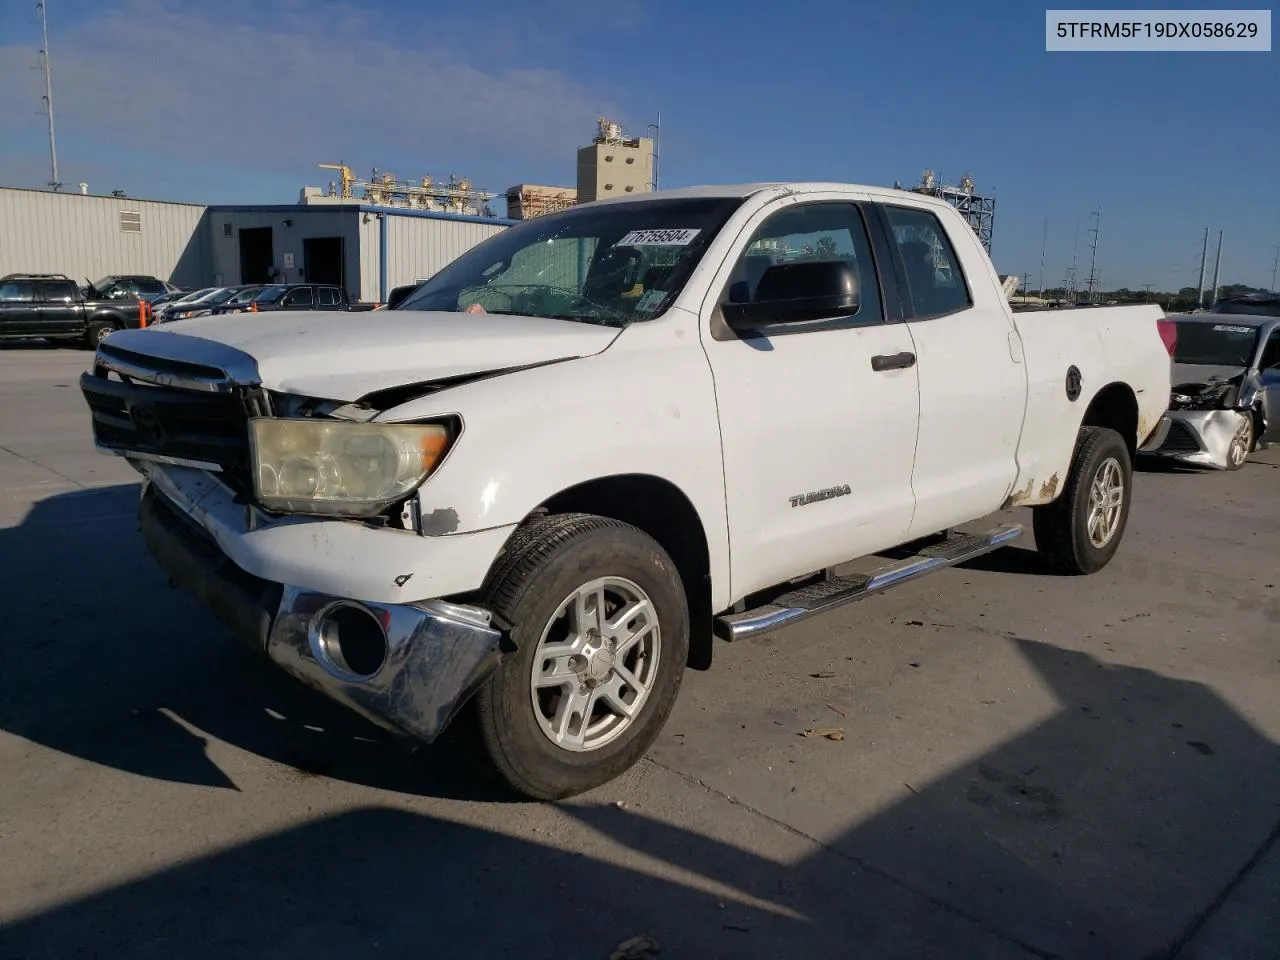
<box><xmin>0</xmin><ymin>186</ymin><xmax>514</xmax><ymax>302</ymax></box>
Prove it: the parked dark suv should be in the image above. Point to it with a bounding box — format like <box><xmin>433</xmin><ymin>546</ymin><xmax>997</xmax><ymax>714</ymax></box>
<box><xmin>0</xmin><ymin>273</ymin><xmax>147</xmax><ymax>347</ymax></box>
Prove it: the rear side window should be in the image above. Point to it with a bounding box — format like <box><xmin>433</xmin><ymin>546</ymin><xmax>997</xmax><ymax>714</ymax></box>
<box><xmin>317</xmin><ymin>287</ymin><xmax>338</xmax><ymax>306</ymax></box>
<box><xmin>884</xmin><ymin>206</ymin><xmax>973</xmax><ymax>319</ymax></box>
<box><xmin>284</xmin><ymin>287</ymin><xmax>314</xmax><ymax>307</ymax></box>
<box><xmin>0</xmin><ymin>281</ymin><xmax>35</xmax><ymax>302</ymax></box>
<box><xmin>38</xmin><ymin>280</ymin><xmax>78</xmax><ymax>301</ymax></box>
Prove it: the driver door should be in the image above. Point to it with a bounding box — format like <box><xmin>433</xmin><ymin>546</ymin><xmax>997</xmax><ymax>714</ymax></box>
<box><xmin>699</xmin><ymin>197</ymin><xmax>921</xmax><ymax>600</ymax></box>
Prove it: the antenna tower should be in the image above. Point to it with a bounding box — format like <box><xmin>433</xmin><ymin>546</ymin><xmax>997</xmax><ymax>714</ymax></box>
<box><xmin>37</xmin><ymin>1</ymin><xmax>61</xmax><ymax>190</ymax></box>
<box><xmin>1065</xmin><ymin>216</ymin><xmax>1081</xmax><ymax>300</ymax></box>
<box><xmin>647</xmin><ymin>112</ymin><xmax>661</xmax><ymax>190</ymax></box>
<box><xmin>1084</xmin><ymin>207</ymin><xmax>1102</xmax><ymax>302</ymax></box>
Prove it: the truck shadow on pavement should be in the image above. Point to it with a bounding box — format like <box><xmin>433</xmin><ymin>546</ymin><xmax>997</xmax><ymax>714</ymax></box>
<box><xmin>0</xmin><ymin>483</ymin><xmax>506</xmax><ymax>802</ymax></box>
<box><xmin>3</xmin><ymin>489</ymin><xmax>1280</xmax><ymax>958</ymax></box>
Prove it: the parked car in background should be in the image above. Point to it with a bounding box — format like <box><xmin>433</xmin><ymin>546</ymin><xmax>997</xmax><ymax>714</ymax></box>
<box><xmin>153</xmin><ymin>286</ymin><xmax>245</xmax><ymax>323</ymax></box>
<box><xmin>1141</xmin><ymin>312</ymin><xmax>1280</xmax><ymax>470</ymax></box>
<box><xmin>81</xmin><ymin>181</ymin><xmax>1172</xmax><ymax>800</ymax></box>
<box><xmin>208</xmin><ymin>283</ymin><xmax>363</xmax><ymax>314</ymax></box>
<box><xmin>0</xmin><ymin>272</ymin><xmax>147</xmax><ymax>347</ymax></box>
<box><xmin>149</xmin><ymin>291</ymin><xmax>188</xmax><ymax>313</ymax></box>
<box><xmin>87</xmin><ymin>275</ymin><xmax>179</xmax><ymax>302</ymax></box>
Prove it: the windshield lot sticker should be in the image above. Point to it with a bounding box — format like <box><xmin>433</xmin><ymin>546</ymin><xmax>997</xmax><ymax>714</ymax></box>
<box><xmin>618</xmin><ymin>228</ymin><xmax>700</xmax><ymax>246</ymax></box>
<box><xmin>634</xmin><ymin>289</ymin><xmax>666</xmax><ymax>313</ymax></box>
<box><xmin>1212</xmin><ymin>324</ymin><xmax>1254</xmax><ymax>334</ymax></box>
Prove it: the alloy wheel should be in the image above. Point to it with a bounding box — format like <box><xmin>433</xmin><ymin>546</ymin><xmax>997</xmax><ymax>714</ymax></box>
<box><xmin>528</xmin><ymin>576</ymin><xmax>661</xmax><ymax>753</ymax></box>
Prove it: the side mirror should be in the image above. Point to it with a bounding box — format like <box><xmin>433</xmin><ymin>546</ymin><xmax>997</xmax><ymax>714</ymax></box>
<box><xmin>386</xmin><ymin>284</ymin><xmax>417</xmax><ymax>309</ymax></box>
<box><xmin>721</xmin><ymin>260</ymin><xmax>860</xmax><ymax>331</ymax></box>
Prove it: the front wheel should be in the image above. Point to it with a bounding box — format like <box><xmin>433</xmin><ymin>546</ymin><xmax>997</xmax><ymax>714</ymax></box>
<box><xmin>1225</xmin><ymin>415</ymin><xmax>1253</xmax><ymax>471</ymax></box>
<box><xmin>471</xmin><ymin>513</ymin><xmax>690</xmax><ymax>800</ymax></box>
<box><xmin>1032</xmin><ymin>426</ymin><xmax>1133</xmax><ymax>575</ymax></box>
<box><xmin>83</xmin><ymin>321</ymin><xmax>117</xmax><ymax>349</ymax></box>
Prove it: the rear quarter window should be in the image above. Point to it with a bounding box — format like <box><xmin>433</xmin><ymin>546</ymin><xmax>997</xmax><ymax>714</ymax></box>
<box><xmin>883</xmin><ymin>205</ymin><xmax>973</xmax><ymax>319</ymax></box>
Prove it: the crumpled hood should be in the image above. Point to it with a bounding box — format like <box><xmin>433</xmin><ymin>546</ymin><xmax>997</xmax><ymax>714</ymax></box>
<box><xmin>1171</xmin><ymin>362</ymin><xmax>1247</xmax><ymax>389</ymax></box>
<box><xmin>139</xmin><ymin>310</ymin><xmax>620</xmax><ymax>399</ymax></box>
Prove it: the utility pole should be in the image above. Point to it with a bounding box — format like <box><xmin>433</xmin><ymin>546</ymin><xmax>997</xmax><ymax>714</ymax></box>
<box><xmin>1142</xmin><ymin>282</ymin><xmax>1153</xmax><ymax>301</ymax></box>
<box><xmin>647</xmin><ymin>112</ymin><xmax>661</xmax><ymax>191</ymax></box>
<box><xmin>1208</xmin><ymin>230</ymin><xmax>1223</xmax><ymax>306</ymax></box>
<box><xmin>1038</xmin><ymin>217</ymin><xmax>1047</xmax><ymax>299</ymax></box>
<box><xmin>1084</xmin><ymin>206</ymin><xmax>1102</xmax><ymax>303</ymax></box>
<box><xmin>37</xmin><ymin>0</ymin><xmax>60</xmax><ymax>191</ymax></box>
<box><xmin>1196</xmin><ymin>227</ymin><xmax>1209</xmax><ymax>307</ymax></box>
<box><xmin>1270</xmin><ymin>244</ymin><xmax>1279</xmax><ymax>293</ymax></box>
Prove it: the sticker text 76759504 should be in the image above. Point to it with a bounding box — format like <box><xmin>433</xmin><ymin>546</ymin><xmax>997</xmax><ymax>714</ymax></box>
<box><xmin>617</xmin><ymin>228</ymin><xmax>701</xmax><ymax>247</ymax></box>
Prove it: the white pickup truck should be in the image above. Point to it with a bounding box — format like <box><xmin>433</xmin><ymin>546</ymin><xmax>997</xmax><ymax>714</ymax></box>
<box><xmin>81</xmin><ymin>182</ymin><xmax>1172</xmax><ymax>799</ymax></box>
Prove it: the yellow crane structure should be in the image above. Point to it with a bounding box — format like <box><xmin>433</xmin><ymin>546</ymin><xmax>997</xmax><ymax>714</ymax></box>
<box><xmin>318</xmin><ymin>162</ymin><xmax>357</xmax><ymax>200</ymax></box>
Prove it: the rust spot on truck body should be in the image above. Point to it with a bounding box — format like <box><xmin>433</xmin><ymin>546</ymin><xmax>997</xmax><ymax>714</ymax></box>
<box><xmin>1008</xmin><ymin>473</ymin><xmax>1060</xmax><ymax>507</ymax></box>
<box><xmin>1008</xmin><ymin>478</ymin><xmax>1036</xmax><ymax>507</ymax></box>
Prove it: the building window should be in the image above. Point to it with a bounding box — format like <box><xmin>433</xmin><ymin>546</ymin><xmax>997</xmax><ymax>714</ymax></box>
<box><xmin>625</xmin><ymin>157</ymin><xmax>635</xmax><ymax>164</ymax></box>
<box><xmin>604</xmin><ymin>184</ymin><xmax>614</xmax><ymax>191</ymax></box>
<box><xmin>222</xmin><ymin>223</ymin><xmax>232</xmax><ymax>238</ymax></box>
<box><xmin>624</xmin><ymin>185</ymin><xmax>634</xmax><ymax>192</ymax></box>
<box><xmin>605</xmin><ymin>155</ymin><xmax>614</xmax><ymax>162</ymax></box>
<box><xmin>119</xmin><ymin>211</ymin><xmax>142</xmax><ymax>234</ymax></box>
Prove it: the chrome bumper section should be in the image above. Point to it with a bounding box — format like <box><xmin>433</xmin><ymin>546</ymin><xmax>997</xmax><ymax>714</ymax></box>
<box><xmin>139</xmin><ymin>482</ymin><xmax>502</xmax><ymax>744</ymax></box>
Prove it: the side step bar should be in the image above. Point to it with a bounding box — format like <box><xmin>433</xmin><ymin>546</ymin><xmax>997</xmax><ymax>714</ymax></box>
<box><xmin>713</xmin><ymin>525</ymin><xmax>1024</xmax><ymax>642</ymax></box>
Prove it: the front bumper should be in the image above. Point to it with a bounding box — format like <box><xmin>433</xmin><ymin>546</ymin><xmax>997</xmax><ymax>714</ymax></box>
<box><xmin>1139</xmin><ymin>408</ymin><xmax>1249</xmax><ymax>470</ymax></box>
<box><xmin>139</xmin><ymin>483</ymin><xmax>503</xmax><ymax>744</ymax></box>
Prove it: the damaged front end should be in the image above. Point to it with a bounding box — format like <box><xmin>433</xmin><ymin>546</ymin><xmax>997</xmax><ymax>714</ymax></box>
<box><xmin>1143</xmin><ymin>372</ymin><xmax>1264</xmax><ymax>470</ymax></box>
<box><xmin>81</xmin><ymin>330</ymin><xmax>518</xmax><ymax>747</ymax></box>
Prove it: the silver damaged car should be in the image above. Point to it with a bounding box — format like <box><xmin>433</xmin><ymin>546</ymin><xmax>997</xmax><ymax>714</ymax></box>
<box><xmin>1142</xmin><ymin>303</ymin><xmax>1280</xmax><ymax>470</ymax></box>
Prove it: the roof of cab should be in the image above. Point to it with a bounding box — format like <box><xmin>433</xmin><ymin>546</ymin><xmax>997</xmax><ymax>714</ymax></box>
<box><xmin>575</xmin><ymin>181</ymin><xmax>955</xmax><ymax>211</ymax></box>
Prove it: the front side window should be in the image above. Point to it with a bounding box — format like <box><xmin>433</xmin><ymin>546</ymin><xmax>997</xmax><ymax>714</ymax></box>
<box><xmin>0</xmin><ymin>281</ymin><xmax>35</xmax><ymax>302</ymax></box>
<box><xmin>722</xmin><ymin>202</ymin><xmax>883</xmax><ymax>324</ymax></box>
<box><xmin>253</xmin><ymin>285</ymin><xmax>288</xmax><ymax>303</ymax></box>
<box><xmin>884</xmin><ymin>205</ymin><xmax>973</xmax><ymax>319</ymax></box>
<box><xmin>398</xmin><ymin>196</ymin><xmax>744</xmax><ymax>326</ymax></box>
<box><xmin>1258</xmin><ymin>329</ymin><xmax>1280</xmax><ymax>369</ymax></box>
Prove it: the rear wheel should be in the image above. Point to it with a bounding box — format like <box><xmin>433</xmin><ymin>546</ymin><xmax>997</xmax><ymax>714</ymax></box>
<box><xmin>1225</xmin><ymin>415</ymin><xmax>1253</xmax><ymax>471</ymax></box>
<box><xmin>83</xmin><ymin>321</ymin><xmax>117</xmax><ymax>349</ymax></box>
<box><xmin>1032</xmin><ymin>426</ymin><xmax>1133</xmax><ymax>575</ymax></box>
<box><xmin>471</xmin><ymin>513</ymin><xmax>690</xmax><ymax>800</ymax></box>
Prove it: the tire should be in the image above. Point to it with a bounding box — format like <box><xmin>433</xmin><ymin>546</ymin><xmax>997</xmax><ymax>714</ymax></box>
<box><xmin>1225</xmin><ymin>415</ymin><xmax>1253</xmax><ymax>471</ymax></box>
<box><xmin>1032</xmin><ymin>426</ymin><xmax>1133</xmax><ymax>575</ymax></box>
<box><xmin>83</xmin><ymin>321</ymin><xmax>117</xmax><ymax>349</ymax></box>
<box><xmin>471</xmin><ymin>513</ymin><xmax>689</xmax><ymax>801</ymax></box>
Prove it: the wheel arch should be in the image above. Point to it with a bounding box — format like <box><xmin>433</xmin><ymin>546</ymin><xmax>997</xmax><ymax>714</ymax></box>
<box><xmin>1080</xmin><ymin>381</ymin><xmax>1140</xmax><ymax>459</ymax></box>
<box><xmin>531</xmin><ymin>473</ymin><xmax>715</xmax><ymax>671</ymax></box>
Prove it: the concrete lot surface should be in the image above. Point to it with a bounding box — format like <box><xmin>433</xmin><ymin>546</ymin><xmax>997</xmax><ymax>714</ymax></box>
<box><xmin>1</xmin><ymin>343</ymin><xmax>1277</xmax><ymax>959</ymax></box>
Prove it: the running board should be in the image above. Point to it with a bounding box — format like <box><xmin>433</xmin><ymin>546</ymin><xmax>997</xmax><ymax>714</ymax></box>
<box><xmin>713</xmin><ymin>525</ymin><xmax>1024</xmax><ymax>642</ymax></box>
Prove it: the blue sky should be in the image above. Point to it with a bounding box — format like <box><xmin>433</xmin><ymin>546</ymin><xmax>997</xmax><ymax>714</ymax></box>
<box><xmin>0</xmin><ymin>0</ymin><xmax>1275</xmax><ymax>290</ymax></box>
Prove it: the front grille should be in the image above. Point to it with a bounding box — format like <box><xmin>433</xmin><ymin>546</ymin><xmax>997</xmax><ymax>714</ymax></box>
<box><xmin>80</xmin><ymin>370</ymin><xmax>255</xmax><ymax>493</ymax></box>
<box><xmin>1159</xmin><ymin>420</ymin><xmax>1202</xmax><ymax>454</ymax></box>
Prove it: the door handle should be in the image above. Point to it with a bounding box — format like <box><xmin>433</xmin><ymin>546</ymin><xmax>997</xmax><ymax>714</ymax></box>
<box><xmin>871</xmin><ymin>351</ymin><xmax>916</xmax><ymax>372</ymax></box>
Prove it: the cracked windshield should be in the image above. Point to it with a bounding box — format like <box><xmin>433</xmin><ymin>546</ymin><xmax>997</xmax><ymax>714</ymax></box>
<box><xmin>396</xmin><ymin>197</ymin><xmax>743</xmax><ymax>325</ymax></box>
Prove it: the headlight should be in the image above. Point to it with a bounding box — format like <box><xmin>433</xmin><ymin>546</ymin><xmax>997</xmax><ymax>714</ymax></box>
<box><xmin>249</xmin><ymin>418</ymin><xmax>451</xmax><ymax>516</ymax></box>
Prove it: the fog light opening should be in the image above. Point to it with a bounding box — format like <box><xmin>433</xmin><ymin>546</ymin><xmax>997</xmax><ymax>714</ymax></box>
<box><xmin>313</xmin><ymin>603</ymin><xmax>388</xmax><ymax>680</ymax></box>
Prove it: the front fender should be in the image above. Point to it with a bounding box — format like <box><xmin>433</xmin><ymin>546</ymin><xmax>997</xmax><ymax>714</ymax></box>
<box><xmin>379</xmin><ymin>319</ymin><xmax>734</xmax><ymax>610</ymax></box>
